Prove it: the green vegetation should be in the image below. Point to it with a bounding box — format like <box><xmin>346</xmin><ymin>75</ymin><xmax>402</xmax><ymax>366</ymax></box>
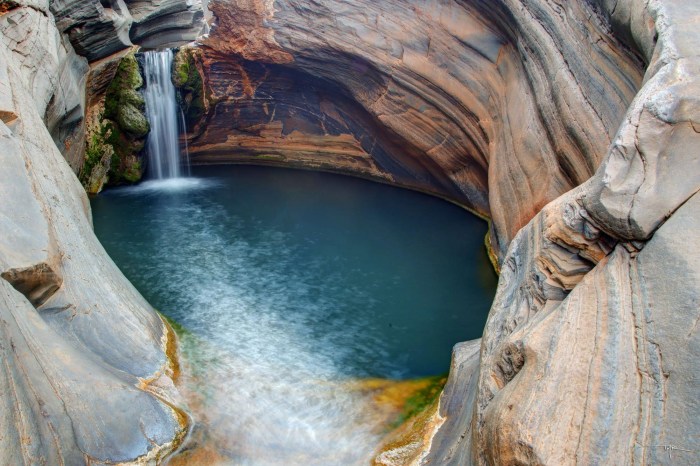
<box><xmin>173</xmin><ymin>47</ymin><xmax>205</xmax><ymax>130</ymax></box>
<box><xmin>159</xmin><ymin>312</ymin><xmax>192</xmax><ymax>338</ymax></box>
<box><xmin>391</xmin><ymin>373</ymin><xmax>447</xmax><ymax>428</ymax></box>
<box><xmin>80</xmin><ymin>52</ymin><xmax>148</xmax><ymax>192</ymax></box>
<box><xmin>80</xmin><ymin>124</ymin><xmax>113</xmax><ymax>193</ymax></box>
<box><xmin>371</xmin><ymin>374</ymin><xmax>448</xmax><ymax>465</ymax></box>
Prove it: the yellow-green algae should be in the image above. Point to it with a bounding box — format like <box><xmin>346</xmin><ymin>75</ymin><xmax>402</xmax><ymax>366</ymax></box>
<box><xmin>160</xmin><ymin>313</ymin><xmax>450</xmax><ymax>464</ymax></box>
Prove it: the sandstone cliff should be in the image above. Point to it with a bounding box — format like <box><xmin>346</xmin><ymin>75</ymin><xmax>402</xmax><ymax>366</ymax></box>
<box><xmin>188</xmin><ymin>0</ymin><xmax>645</xmax><ymax>260</ymax></box>
<box><xmin>184</xmin><ymin>0</ymin><xmax>698</xmax><ymax>464</ymax></box>
<box><xmin>1</xmin><ymin>0</ymin><xmax>698</xmax><ymax>464</ymax></box>
<box><xmin>0</xmin><ymin>1</ymin><xmax>201</xmax><ymax>463</ymax></box>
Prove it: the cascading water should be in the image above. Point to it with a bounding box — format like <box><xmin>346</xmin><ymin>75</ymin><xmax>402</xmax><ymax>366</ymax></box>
<box><xmin>179</xmin><ymin>107</ymin><xmax>192</xmax><ymax>177</ymax></box>
<box><xmin>142</xmin><ymin>49</ymin><xmax>185</xmax><ymax>179</ymax></box>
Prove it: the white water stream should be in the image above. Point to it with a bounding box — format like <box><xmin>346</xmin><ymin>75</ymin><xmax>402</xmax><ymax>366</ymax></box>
<box><xmin>143</xmin><ymin>49</ymin><xmax>185</xmax><ymax>179</ymax></box>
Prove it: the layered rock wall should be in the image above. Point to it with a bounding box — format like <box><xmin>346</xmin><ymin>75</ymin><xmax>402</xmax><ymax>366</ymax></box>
<box><xmin>189</xmin><ymin>0</ymin><xmax>644</xmax><ymax>258</ymax></box>
<box><xmin>1</xmin><ymin>0</ymin><xmax>697</xmax><ymax>464</ymax></box>
<box><xmin>0</xmin><ymin>2</ymin><xmax>196</xmax><ymax>463</ymax></box>
<box><xmin>189</xmin><ymin>1</ymin><xmax>699</xmax><ymax>464</ymax></box>
<box><xmin>426</xmin><ymin>1</ymin><xmax>700</xmax><ymax>464</ymax></box>
<box><xmin>51</xmin><ymin>0</ymin><xmax>204</xmax><ymax>61</ymax></box>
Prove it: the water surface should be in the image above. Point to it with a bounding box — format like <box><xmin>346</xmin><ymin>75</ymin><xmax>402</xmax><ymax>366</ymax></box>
<box><xmin>91</xmin><ymin>166</ymin><xmax>497</xmax><ymax>465</ymax></box>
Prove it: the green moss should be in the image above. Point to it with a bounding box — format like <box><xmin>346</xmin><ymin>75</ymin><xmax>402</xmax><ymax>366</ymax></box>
<box><xmin>122</xmin><ymin>159</ymin><xmax>142</xmax><ymax>183</ymax></box>
<box><xmin>82</xmin><ymin>132</ymin><xmax>103</xmax><ymax>181</ymax></box>
<box><xmin>173</xmin><ymin>47</ymin><xmax>205</xmax><ymax>129</ymax></box>
<box><xmin>121</xmin><ymin>88</ymin><xmax>146</xmax><ymax>108</ymax></box>
<box><xmin>79</xmin><ymin>121</ymin><xmax>115</xmax><ymax>193</ymax></box>
<box><xmin>391</xmin><ymin>373</ymin><xmax>447</xmax><ymax>429</ymax></box>
<box><xmin>81</xmin><ymin>51</ymin><xmax>149</xmax><ymax>192</ymax></box>
<box><xmin>117</xmin><ymin>104</ymin><xmax>150</xmax><ymax>137</ymax></box>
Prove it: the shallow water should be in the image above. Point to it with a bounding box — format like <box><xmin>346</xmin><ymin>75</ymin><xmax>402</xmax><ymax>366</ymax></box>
<box><xmin>91</xmin><ymin>166</ymin><xmax>497</xmax><ymax>465</ymax></box>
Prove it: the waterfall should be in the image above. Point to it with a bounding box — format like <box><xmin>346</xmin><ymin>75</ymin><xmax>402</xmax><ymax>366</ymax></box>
<box><xmin>142</xmin><ymin>50</ymin><xmax>185</xmax><ymax>179</ymax></box>
<box><xmin>179</xmin><ymin>107</ymin><xmax>192</xmax><ymax>177</ymax></box>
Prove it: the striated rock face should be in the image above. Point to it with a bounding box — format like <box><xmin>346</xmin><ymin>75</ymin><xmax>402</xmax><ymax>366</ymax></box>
<box><xmin>51</xmin><ymin>0</ymin><xmax>204</xmax><ymax>62</ymax></box>
<box><xmin>430</xmin><ymin>2</ymin><xmax>700</xmax><ymax>464</ymax></box>
<box><xmin>0</xmin><ymin>3</ymin><xmax>186</xmax><ymax>463</ymax></box>
<box><xmin>190</xmin><ymin>0</ymin><xmax>644</xmax><ymax>258</ymax></box>
<box><xmin>186</xmin><ymin>0</ymin><xmax>699</xmax><ymax>464</ymax></box>
<box><xmin>0</xmin><ymin>0</ymin><xmax>697</xmax><ymax>464</ymax></box>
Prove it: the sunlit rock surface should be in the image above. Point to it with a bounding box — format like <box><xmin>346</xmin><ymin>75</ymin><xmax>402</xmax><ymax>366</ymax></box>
<box><xmin>0</xmin><ymin>3</ymin><xmax>185</xmax><ymax>463</ymax></box>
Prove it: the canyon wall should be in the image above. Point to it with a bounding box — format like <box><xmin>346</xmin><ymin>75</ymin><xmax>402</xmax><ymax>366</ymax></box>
<box><xmin>0</xmin><ymin>1</ymin><xmax>203</xmax><ymax>463</ymax></box>
<box><xmin>188</xmin><ymin>0</ymin><xmax>645</xmax><ymax>259</ymax></box>
<box><xmin>187</xmin><ymin>0</ymin><xmax>699</xmax><ymax>464</ymax></box>
<box><xmin>0</xmin><ymin>0</ymin><xmax>697</xmax><ymax>464</ymax></box>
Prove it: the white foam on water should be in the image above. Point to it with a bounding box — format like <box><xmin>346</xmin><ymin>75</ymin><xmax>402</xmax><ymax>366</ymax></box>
<box><xmin>142</xmin><ymin>199</ymin><xmax>388</xmax><ymax>465</ymax></box>
<box><xmin>111</xmin><ymin>177</ymin><xmax>218</xmax><ymax>195</ymax></box>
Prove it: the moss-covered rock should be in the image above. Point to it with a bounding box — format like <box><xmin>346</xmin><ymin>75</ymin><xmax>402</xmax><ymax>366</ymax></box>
<box><xmin>173</xmin><ymin>47</ymin><xmax>205</xmax><ymax>130</ymax></box>
<box><xmin>121</xmin><ymin>88</ymin><xmax>146</xmax><ymax>108</ymax></box>
<box><xmin>117</xmin><ymin>103</ymin><xmax>149</xmax><ymax>137</ymax></box>
<box><xmin>80</xmin><ymin>51</ymin><xmax>149</xmax><ymax>192</ymax></box>
<box><xmin>80</xmin><ymin>120</ymin><xmax>114</xmax><ymax>194</ymax></box>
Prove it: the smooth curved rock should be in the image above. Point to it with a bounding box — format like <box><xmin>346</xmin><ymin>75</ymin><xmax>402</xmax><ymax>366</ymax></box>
<box><xmin>457</xmin><ymin>2</ymin><xmax>700</xmax><ymax>463</ymax></box>
<box><xmin>422</xmin><ymin>340</ymin><xmax>481</xmax><ymax>466</ymax></box>
<box><xmin>0</xmin><ymin>122</ymin><xmax>62</xmax><ymax>307</ymax></box>
<box><xmin>50</xmin><ymin>0</ymin><xmax>204</xmax><ymax>62</ymax></box>
<box><xmin>0</xmin><ymin>4</ymin><xmax>186</xmax><ymax>463</ymax></box>
<box><xmin>191</xmin><ymin>0</ymin><xmax>644</xmax><ymax>259</ymax></box>
<box><xmin>0</xmin><ymin>278</ymin><xmax>180</xmax><ymax>464</ymax></box>
<box><xmin>1</xmin><ymin>0</ymin><xmax>698</xmax><ymax>464</ymax></box>
<box><xmin>186</xmin><ymin>1</ymin><xmax>699</xmax><ymax>464</ymax></box>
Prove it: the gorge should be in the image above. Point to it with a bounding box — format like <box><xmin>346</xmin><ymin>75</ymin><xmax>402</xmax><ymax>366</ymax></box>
<box><xmin>91</xmin><ymin>164</ymin><xmax>497</xmax><ymax>464</ymax></box>
<box><xmin>0</xmin><ymin>0</ymin><xmax>698</xmax><ymax>465</ymax></box>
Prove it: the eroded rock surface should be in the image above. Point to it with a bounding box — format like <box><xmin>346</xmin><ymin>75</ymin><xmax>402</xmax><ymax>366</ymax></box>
<box><xmin>0</xmin><ymin>0</ymin><xmax>697</xmax><ymax>464</ymax></box>
<box><xmin>456</xmin><ymin>2</ymin><xmax>700</xmax><ymax>464</ymax></box>
<box><xmin>189</xmin><ymin>0</ymin><xmax>644</xmax><ymax>259</ymax></box>
<box><xmin>50</xmin><ymin>0</ymin><xmax>204</xmax><ymax>62</ymax></box>
<box><xmin>0</xmin><ymin>3</ymin><xmax>186</xmax><ymax>463</ymax></box>
<box><xmin>190</xmin><ymin>1</ymin><xmax>699</xmax><ymax>465</ymax></box>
